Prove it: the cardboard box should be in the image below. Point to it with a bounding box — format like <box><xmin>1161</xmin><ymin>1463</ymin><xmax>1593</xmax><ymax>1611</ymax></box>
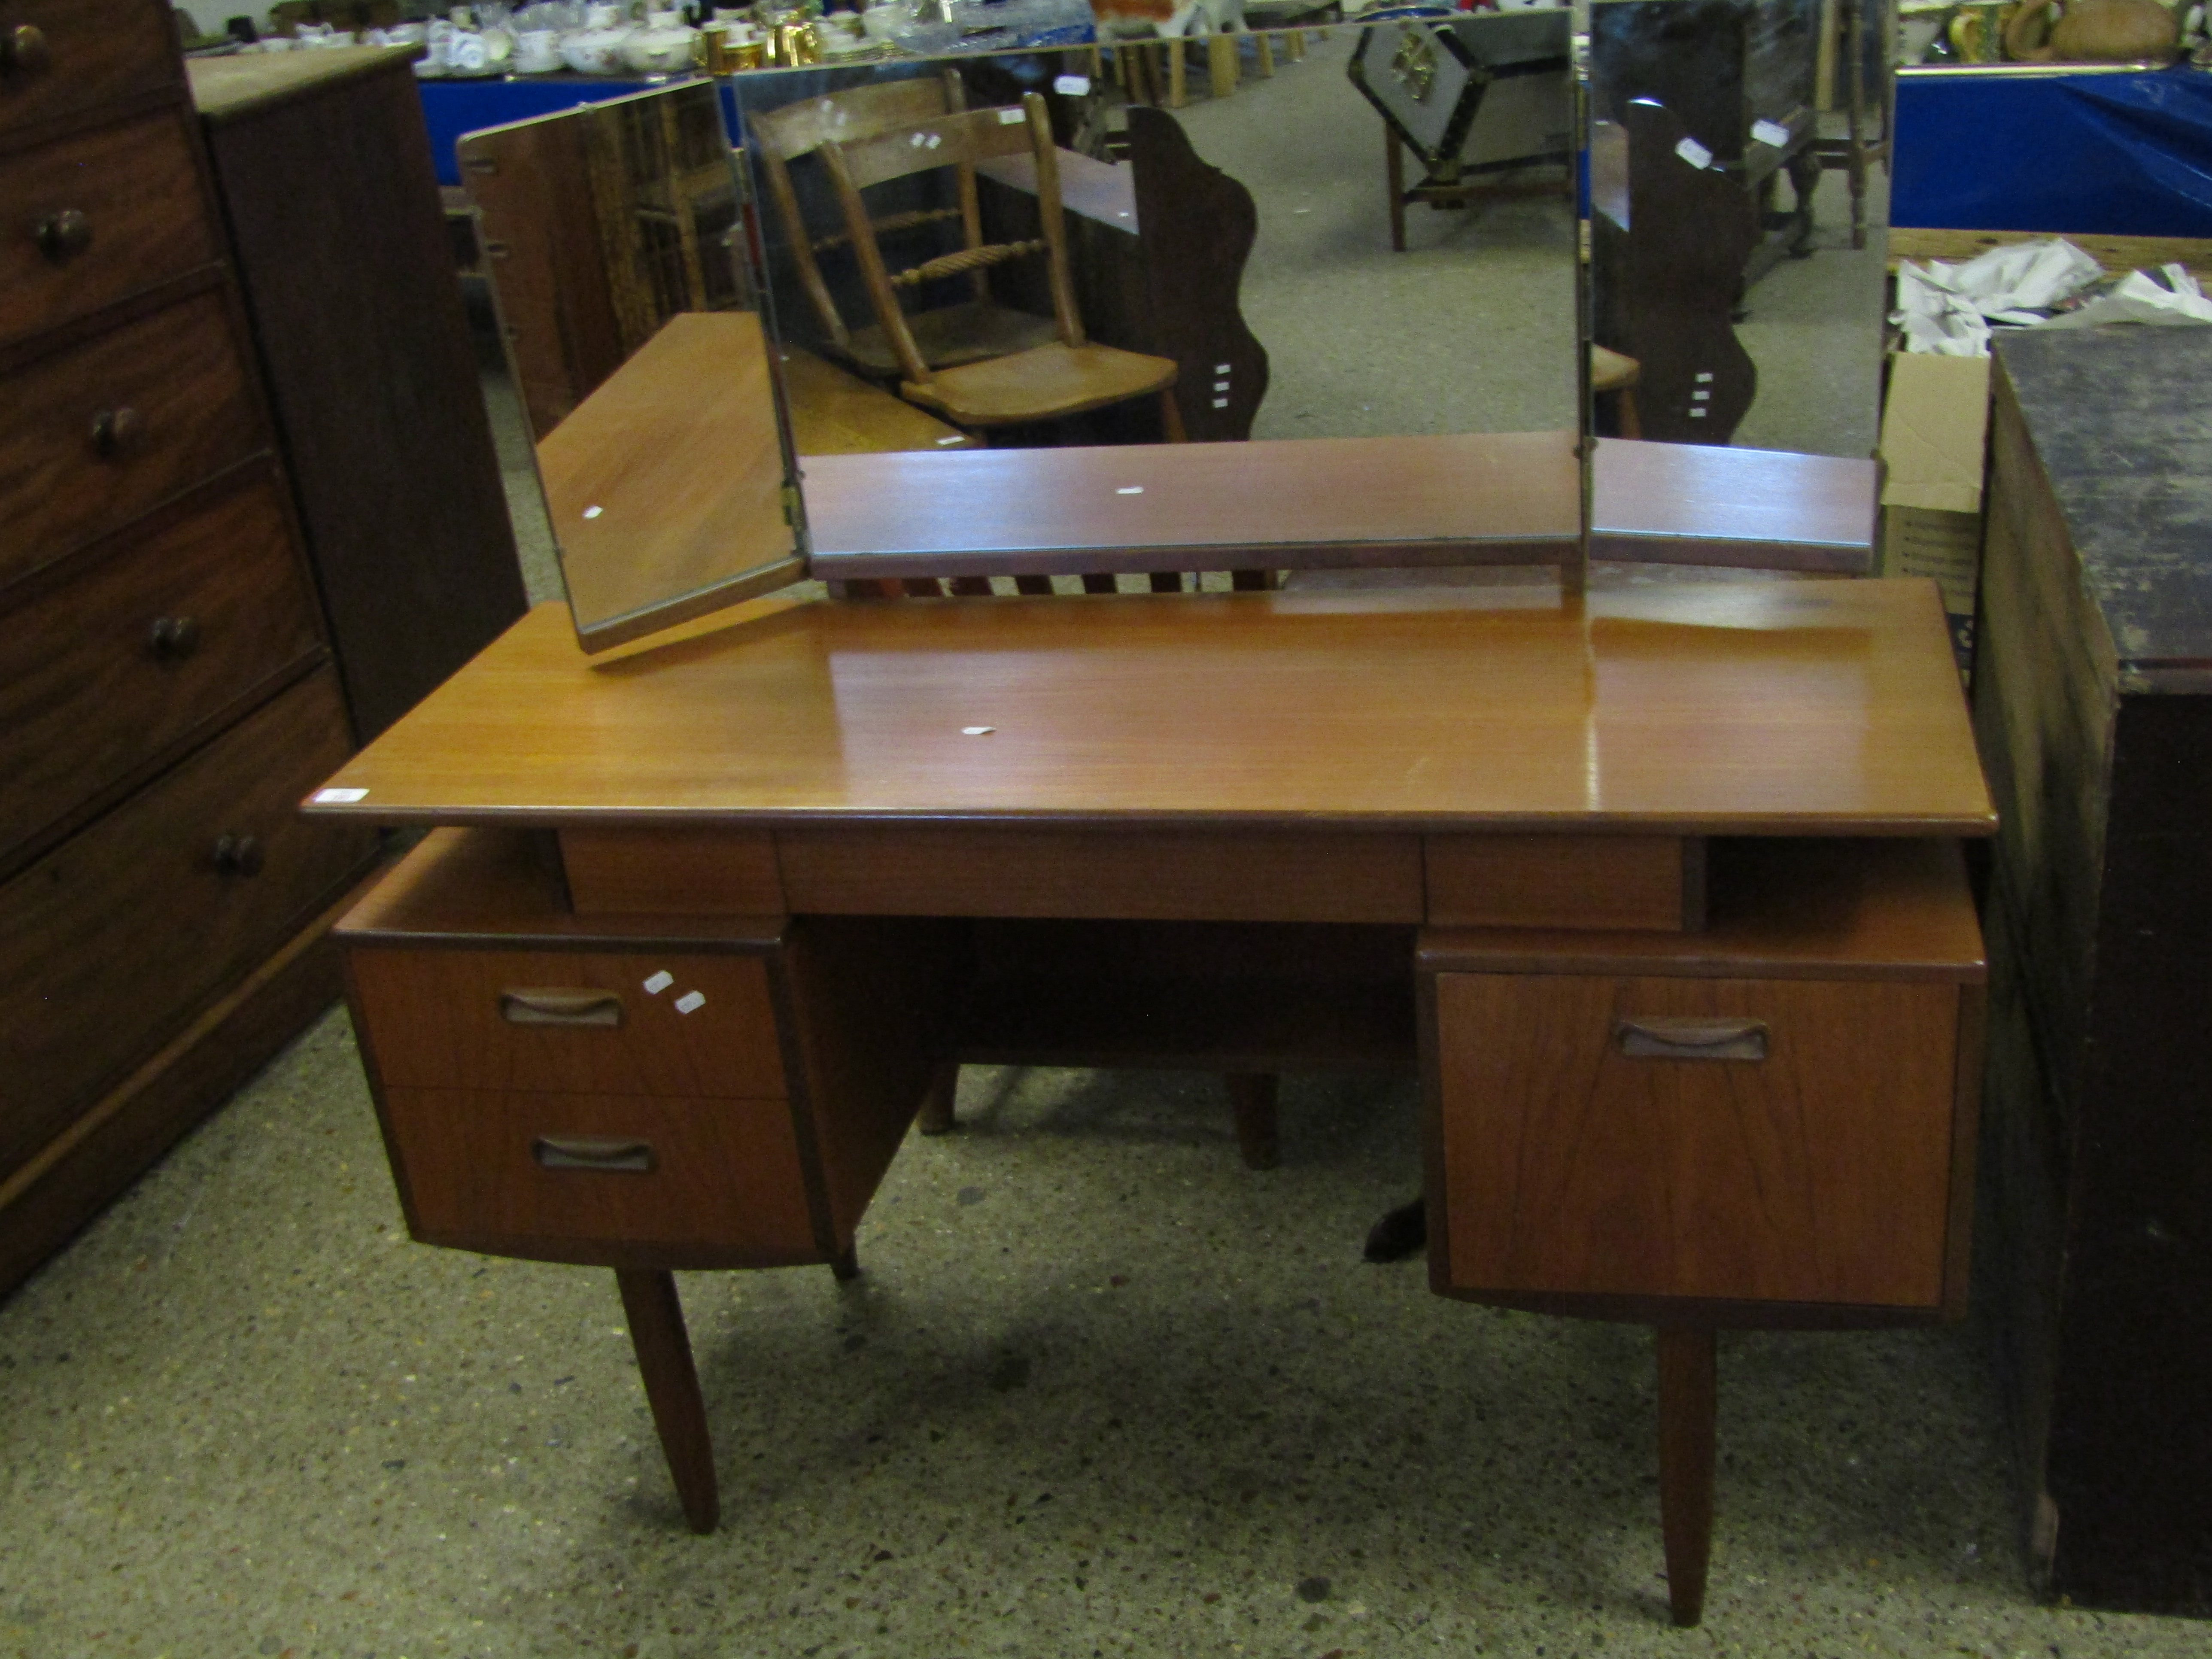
<box><xmin>1878</xmin><ymin>352</ymin><xmax>1993</xmax><ymax>677</ymax></box>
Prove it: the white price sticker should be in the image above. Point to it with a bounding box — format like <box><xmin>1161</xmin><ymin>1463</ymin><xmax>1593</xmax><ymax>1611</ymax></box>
<box><xmin>1054</xmin><ymin>74</ymin><xmax>1091</xmax><ymax>96</ymax></box>
<box><xmin>1750</xmin><ymin>119</ymin><xmax>1791</xmax><ymax>149</ymax></box>
<box><xmin>1674</xmin><ymin>137</ymin><xmax>1713</xmax><ymax>170</ymax></box>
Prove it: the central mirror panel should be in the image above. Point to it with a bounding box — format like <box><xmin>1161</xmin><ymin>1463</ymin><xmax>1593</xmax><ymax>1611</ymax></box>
<box><xmin>1584</xmin><ymin>0</ymin><xmax>1892</xmax><ymax>572</ymax></box>
<box><xmin>730</xmin><ymin>22</ymin><xmax>1582</xmax><ymax>585</ymax></box>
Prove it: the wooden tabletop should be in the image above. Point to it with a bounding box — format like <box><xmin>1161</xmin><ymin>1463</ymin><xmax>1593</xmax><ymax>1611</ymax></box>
<box><xmin>188</xmin><ymin>43</ymin><xmax>421</xmax><ymax>123</ymax></box>
<box><xmin>1590</xmin><ymin>439</ymin><xmax>1878</xmax><ymax>571</ymax></box>
<box><xmin>304</xmin><ymin>580</ymin><xmax>1995</xmax><ymax>836</ymax></box>
<box><xmin>802</xmin><ymin>430</ymin><xmax>1583</xmax><ymax>577</ymax></box>
<box><xmin>779</xmin><ymin>345</ymin><xmax>980</xmax><ymax>456</ymax></box>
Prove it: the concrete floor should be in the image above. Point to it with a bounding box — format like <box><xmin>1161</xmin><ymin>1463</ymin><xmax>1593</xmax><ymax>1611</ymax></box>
<box><xmin>3</xmin><ymin>1015</ymin><xmax>2205</xmax><ymax>1656</ymax></box>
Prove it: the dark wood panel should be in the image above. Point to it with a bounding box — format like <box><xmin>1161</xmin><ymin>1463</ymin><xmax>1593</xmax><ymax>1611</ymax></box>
<box><xmin>1434</xmin><ymin>972</ymin><xmax>1960</xmax><ymax>1307</ymax></box>
<box><xmin>0</xmin><ymin>106</ymin><xmax>217</xmax><ymax>350</ymax></box>
<box><xmin>559</xmin><ymin>826</ymin><xmax>786</xmax><ymax>916</ymax></box>
<box><xmin>0</xmin><ymin>475</ymin><xmax>323</xmax><ymax>874</ymax></box>
<box><xmin>1426</xmin><ymin>833</ymin><xmax>1697</xmax><ymax>931</ymax></box>
<box><xmin>199</xmin><ymin>53</ymin><xmax>526</xmax><ymax>741</ymax></box>
<box><xmin>0</xmin><ymin>668</ymin><xmax>373</xmax><ymax>1179</ymax></box>
<box><xmin>0</xmin><ymin>284</ymin><xmax>262</xmax><ymax>590</ymax></box>
<box><xmin>0</xmin><ymin>0</ymin><xmax>181</xmax><ymax>143</ymax></box>
<box><xmin>376</xmin><ymin>1086</ymin><xmax>818</xmax><ymax>1267</ymax></box>
<box><xmin>350</xmin><ymin>945</ymin><xmax>787</xmax><ymax>1100</ymax></box>
<box><xmin>0</xmin><ymin>865</ymin><xmax>377</xmax><ymax>1304</ymax></box>
<box><xmin>781</xmin><ymin>914</ymin><xmax>964</xmax><ymax>1246</ymax></box>
<box><xmin>777</xmin><ymin>824</ymin><xmax>1426</xmax><ymax>923</ymax></box>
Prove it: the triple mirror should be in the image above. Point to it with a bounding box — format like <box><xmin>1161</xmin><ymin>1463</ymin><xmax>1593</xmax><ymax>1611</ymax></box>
<box><xmin>460</xmin><ymin>3</ymin><xmax>1893</xmax><ymax>650</ymax></box>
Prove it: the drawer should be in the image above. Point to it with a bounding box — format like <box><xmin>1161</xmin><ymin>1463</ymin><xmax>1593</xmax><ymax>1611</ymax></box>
<box><xmin>0</xmin><ymin>286</ymin><xmax>262</xmax><ymax>585</ymax></box>
<box><xmin>0</xmin><ymin>0</ymin><xmax>182</xmax><ymax>139</ymax></box>
<box><xmin>0</xmin><ymin>667</ymin><xmax>371</xmax><ymax>1180</ymax></box>
<box><xmin>1433</xmin><ymin>972</ymin><xmax>1962</xmax><ymax>1307</ymax></box>
<box><xmin>0</xmin><ymin>107</ymin><xmax>216</xmax><ymax>351</ymax></box>
<box><xmin>378</xmin><ymin>1088</ymin><xmax>818</xmax><ymax>1266</ymax></box>
<box><xmin>349</xmin><ymin>948</ymin><xmax>788</xmax><ymax>1100</ymax></box>
<box><xmin>0</xmin><ymin>477</ymin><xmax>322</xmax><ymax>868</ymax></box>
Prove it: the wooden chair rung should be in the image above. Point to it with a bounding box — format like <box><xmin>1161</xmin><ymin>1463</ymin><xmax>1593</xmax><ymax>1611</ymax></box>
<box><xmin>890</xmin><ymin>238</ymin><xmax>1045</xmax><ymax>289</ymax></box>
<box><xmin>810</xmin><ymin>204</ymin><xmax>963</xmax><ymax>255</ymax></box>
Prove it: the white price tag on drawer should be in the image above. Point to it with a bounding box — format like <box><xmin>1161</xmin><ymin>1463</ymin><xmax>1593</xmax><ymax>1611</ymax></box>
<box><xmin>1750</xmin><ymin>119</ymin><xmax>1791</xmax><ymax>148</ymax></box>
<box><xmin>1674</xmin><ymin>136</ymin><xmax>1713</xmax><ymax>170</ymax></box>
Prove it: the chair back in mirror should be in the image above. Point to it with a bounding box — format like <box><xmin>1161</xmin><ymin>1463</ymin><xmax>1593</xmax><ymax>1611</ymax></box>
<box><xmin>816</xmin><ymin>93</ymin><xmax>1184</xmax><ymax>434</ymax></box>
<box><xmin>749</xmin><ymin>72</ymin><xmax>1061</xmax><ymax>377</ymax></box>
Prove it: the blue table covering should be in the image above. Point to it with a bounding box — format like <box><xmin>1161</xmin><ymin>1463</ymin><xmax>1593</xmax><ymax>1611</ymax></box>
<box><xmin>417</xmin><ymin>76</ymin><xmax>741</xmax><ymax>185</ymax></box>
<box><xmin>1893</xmin><ymin>66</ymin><xmax>2212</xmax><ymax>236</ymax></box>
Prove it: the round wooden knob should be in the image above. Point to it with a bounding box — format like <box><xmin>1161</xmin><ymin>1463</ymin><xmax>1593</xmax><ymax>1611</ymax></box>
<box><xmin>3</xmin><ymin>24</ymin><xmax>52</xmax><ymax>76</ymax></box>
<box><xmin>148</xmin><ymin>615</ymin><xmax>202</xmax><ymax>660</ymax></box>
<box><xmin>213</xmin><ymin>833</ymin><xmax>265</xmax><ymax>878</ymax></box>
<box><xmin>35</xmin><ymin>209</ymin><xmax>91</xmax><ymax>263</ymax></box>
<box><xmin>91</xmin><ymin>406</ymin><xmax>144</xmax><ymax>458</ymax></box>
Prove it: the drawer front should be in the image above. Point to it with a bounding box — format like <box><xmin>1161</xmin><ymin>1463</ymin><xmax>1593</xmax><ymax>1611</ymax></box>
<box><xmin>1434</xmin><ymin>972</ymin><xmax>1960</xmax><ymax>1307</ymax></box>
<box><xmin>349</xmin><ymin>948</ymin><xmax>788</xmax><ymax>1100</ymax></box>
<box><xmin>0</xmin><ymin>108</ymin><xmax>216</xmax><ymax>351</ymax></box>
<box><xmin>0</xmin><ymin>286</ymin><xmax>262</xmax><ymax>584</ymax></box>
<box><xmin>0</xmin><ymin>477</ymin><xmax>322</xmax><ymax>867</ymax></box>
<box><xmin>379</xmin><ymin>1087</ymin><xmax>817</xmax><ymax>1264</ymax></box>
<box><xmin>0</xmin><ymin>667</ymin><xmax>371</xmax><ymax>1179</ymax></box>
<box><xmin>0</xmin><ymin>0</ymin><xmax>179</xmax><ymax>138</ymax></box>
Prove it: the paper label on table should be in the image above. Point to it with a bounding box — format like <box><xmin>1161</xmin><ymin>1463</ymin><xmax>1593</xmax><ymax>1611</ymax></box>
<box><xmin>962</xmin><ymin>726</ymin><xmax>996</xmax><ymax>735</ymax></box>
<box><xmin>1054</xmin><ymin>74</ymin><xmax>1090</xmax><ymax>95</ymax></box>
<box><xmin>1116</xmin><ymin>486</ymin><xmax>1143</xmax><ymax>495</ymax></box>
<box><xmin>582</xmin><ymin>505</ymin><xmax>604</xmax><ymax>519</ymax></box>
<box><xmin>642</xmin><ymin>970</ymin><xmax>674</xmax><ymax>995</ymax></box>
<box><xmin>997</xmin><ymin>108</ymin><xmax>1024</xmax><ymax>125</ymax></box>
<box><xmin>1674</xmin><ymin>137</ymin><xmax>1713</xmax><ymax>170</ymax></box>
<box><xmin>312</xmin><ymin>787</ymin><xmax>369</xmax><ymax>803</ymax></box>
<box><xmin>673</xmin><ymin>990</ymin><xmax>706</xmax><ymax>1015</ymax></box>
<box><xmin>1750</xmin><ymin>119</ymin><xmax>1790</xmax><ymax>149</ymax></box>
<box><xmin>935</xmin><ymin>435</ymin><xmax>964</xmax><ymax>445</ymax></box>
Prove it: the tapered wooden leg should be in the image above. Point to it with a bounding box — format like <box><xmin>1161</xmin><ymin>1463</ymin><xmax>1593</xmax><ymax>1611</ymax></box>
<box><xmin>1208</xmin><ymin>33</ymin><xmax>1238</xmax><ymax>100</ymax></box>
<box><xmin>1386</xmin><ymin>126</ymin><xmax>1408</xmax><ymax>252</ymax></box>
<box><xmin>1656</xmin><ymin>1325</ymin><xmax>1717</xmax><ymax>1627</ymax></box>
<box><xmin>1256</xmin><ymin>31</ymin><xmax>1274</xmax><ymax>76</ymax></box>
<box><xmin>1159</xmin><ymin>386</ymin><xmax>1188</xmax><ymax>442</ymax></box>
<box><xmin>1168</xmin><ymin>40</ymin><xmax>1187</xmax><ymax>108</ymax></box>
<box><xmin>615</xmin><ymin>1269</ymin><xmax>718</xmax><ymax>1534</ymax></box>
<box><xmin>830</xmin><ymin>1243</ymin><xmax>861</xmax><ymax>1281</ymax></box>
<box><xmin>1286</xmin><ymin>29</ymin><xmax>1306</xmax><ymax>60</ymax></box>
<box><xmin>1227</xmin><ymin>1072</ymin><xmax>1280</xmax><ymax>1170</ymax></box>
<box><xmin>917</xmin><ymin>1058</ymin><xmax>959</xmax><ymax>1134</ymax></box>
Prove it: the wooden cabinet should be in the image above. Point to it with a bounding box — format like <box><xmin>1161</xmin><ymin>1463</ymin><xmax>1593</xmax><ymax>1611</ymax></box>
<box><xmin>1421</xmin><ymin>839</ymin><xmax>1985</xmax><ymax>1321</ymax></box>
<box><xmin>0</xmin><ymin>14</ymin><xmax>525</xmax><ymax>1299</ymax></box>
<box><xmin>340</xmin><ymin>829</ymin><xmax>959</xmax><ymax>1272</ymax></box>
<box><xmin>1973</xmin><ymin>326</ymin><xmax>2212</xmax><ymax>1612</ymax></box>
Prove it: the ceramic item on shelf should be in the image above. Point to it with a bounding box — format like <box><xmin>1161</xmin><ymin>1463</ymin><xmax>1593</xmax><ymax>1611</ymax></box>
<box><xmin>622</xmin><ymin>10</ymin><xmax>700</xmax><ymax>71</ymax></box>
<box><xmin>446</xmin><ymin>28</ymin><xmax>492</xmax><ymax>72</ymax></box>
<box><xmin>514</xmin><ymin>26</ymin><xmax>562</xmax><ymax>70</ymax></box>
<box><xmin>859</xmin><ymin>1</ymin><xmax>904</xmax><ymax>36</ymax></box>
<box><xmin>562</xmin><ymin>3</ymin><xmax>634</xmax><ymax>72</ymax></box>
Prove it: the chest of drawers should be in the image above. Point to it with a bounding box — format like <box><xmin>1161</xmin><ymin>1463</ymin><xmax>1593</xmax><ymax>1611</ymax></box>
<box><xmin>0</xmin><ymin>9</ymin><xmax>476</xmax><ymax>1295</ymax></box>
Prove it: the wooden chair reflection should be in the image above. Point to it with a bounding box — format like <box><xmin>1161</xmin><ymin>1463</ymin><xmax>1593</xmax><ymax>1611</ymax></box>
<box><xmin>818</xmin><ymin>93</ymin><xmax>1184</xmax><ymax>439</ymax></box>
<box><xmin>749</xmin><ymin>73</ymin><xmax>1060</xmax><ymax>379</ymax></box>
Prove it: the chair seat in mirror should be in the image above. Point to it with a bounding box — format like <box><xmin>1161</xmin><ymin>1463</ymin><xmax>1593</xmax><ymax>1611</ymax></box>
<box><xmin>898</xmin><ymin>339</ymin><xmax>1181</xmax><ymax>428</ymax></box>
<box><xmin>845</xmin><ymin>298</ymin><xmax>1063</xmax><ymax>377</ymax></box>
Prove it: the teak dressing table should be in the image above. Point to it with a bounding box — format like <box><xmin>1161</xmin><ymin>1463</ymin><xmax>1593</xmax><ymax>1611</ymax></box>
<box><xmin>310</xmin><ymin>577</ymin><xmax>1991</xmax><ymax>1626</ymax></box>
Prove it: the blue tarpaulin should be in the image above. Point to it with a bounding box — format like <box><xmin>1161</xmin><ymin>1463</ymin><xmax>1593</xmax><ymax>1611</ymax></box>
<box><xmin>1894</xmin><ymin>67</ymin><xmax>2212</xmax><ymax>235</ymax></box>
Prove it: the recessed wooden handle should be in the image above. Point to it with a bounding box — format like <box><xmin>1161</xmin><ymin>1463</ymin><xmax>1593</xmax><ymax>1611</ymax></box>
<box><xmin>2</xmin><ymin>24</ymin><xmax>51</xmax><ymax>76</ymax></box>
<box><xmin>1614</xmin><ymin>1017</ymin><xmax>1768</xmax><ymax>1062</ymax></box>
<box><xmin>35</xmin><ymin>209</ymin><xmax>91</xmax><ymax>263</ymax></box>
<box><xmin>91</xmin><ymin>406</ymin><xmax>144</xmax><ymax>457</ymax></box>
<box><xmin>532</xmin><ymin>1135</ymin><xmax>655</xmax><ymax>1174</ymax></box>
<box><xmin>212</xmin><ymin>833</ymin><xmax>265</xmax><ymax>877</ymax></box>
<box><xmin>148</xmin><ymin>615</ymin><xmax>201</xmax><ymax>660</ymax></box>
<box><xmin>499</xmin><ymin>989</ymin><xmax>624</xmax><ymax>1027</ymax></box>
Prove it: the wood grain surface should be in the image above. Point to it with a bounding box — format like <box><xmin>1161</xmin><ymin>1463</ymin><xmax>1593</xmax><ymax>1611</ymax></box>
<box><xmin>538</xmin><ymin>311</ymin><xmax>796</xmax><ymax>644</ymax></box>
<box><xmin>779</xmin><ymin>346</ymin><xmax>979</xmax><ymax>456</ymax></box>
<box><xmin>1590</xmin><ymin>438</ymin><xmax>1877</xmax><ymax>571</ymax></box>
<box><xmin>305</xmin><ymin>581</ymin><xmax>1995</xmax><ymax>836</ymax></box>
<box><xmin>803</xmin><ymin>430</ymin><xmax>1580</xmax><ymax>573</ymax></box>
<box><xmin>0</xmin><ymin>0</ymin><xmax>182</xmax><ymax>142</ymax></box>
